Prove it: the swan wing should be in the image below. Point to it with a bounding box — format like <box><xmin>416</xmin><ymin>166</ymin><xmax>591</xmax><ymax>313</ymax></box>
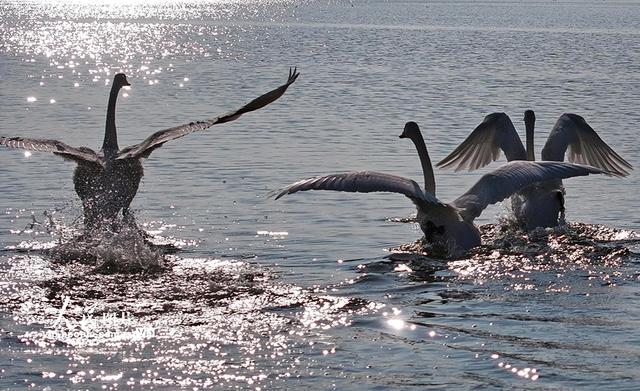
<box><xmin>117</xmin><ymin>67</ymin><xmax>300</xmax><ymax>160</ymax></box>
<box><xmin>541</xmin><ymin>113</ymin><xmax>632</xmax><ymax>177</ymax></box>
<box><xmin>437</xmin><ymin>113</ymin><xmax>527</xmax><ymax>171</ymax></box>
<box><xmin>274</xmin><ymin>171</ymin><xmax>443</xmax><ymax>207</ymax></box>
<box><xmin>0</xmin><ymin>136</ymin><xmax>102</xmax><ymax>166</ymax></box>
<box><xmin>452</xmin><ymin>161</ymin><xmax>609</xmax><ymax>222</ymax></box>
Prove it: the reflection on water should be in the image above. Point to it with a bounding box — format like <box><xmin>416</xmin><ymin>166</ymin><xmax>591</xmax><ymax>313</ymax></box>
<box><xmin>2</xmin><ymin>247</ymin><xmax>379</xmax><ymax>389</ymax></box>
<box><xmin>2</xmin><ymin>219</ymin><xmax>639</xmax><ymax>389</ymax></box>
<box><xmin>346</xmin><ymin>221</ymin><xmax>639</xmax><ymax>386</ymax></box>
<box><xmin>2</xmin><ymin>0</ymin><xmax>640</xmax><ymax>389</ymax></box>
<box><xmin>0</xmin><ymin>0</ymin><xmax>298</xmax><ymax>88</ymax></box>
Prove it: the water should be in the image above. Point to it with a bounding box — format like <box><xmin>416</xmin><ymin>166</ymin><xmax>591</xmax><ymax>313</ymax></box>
<box><xmin>1</xmin><ymin>0</ymin><xmax>639</xmax><ymax>389</ymax></box>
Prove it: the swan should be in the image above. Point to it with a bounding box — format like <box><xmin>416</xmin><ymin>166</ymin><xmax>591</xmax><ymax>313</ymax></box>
<box><xmin>275</xmin><ymin>122</ymin><xmax>611</xmax><ymax>256</ymax></box>
<box><xmin>1</xmin><ymin>68</ymin><xmax>300</xmax><ymax>230</ymax></box>
<box><xmin>436</xmin><ymin>111</ymin><xmax>632</xmax><ymax>230</ymax></box>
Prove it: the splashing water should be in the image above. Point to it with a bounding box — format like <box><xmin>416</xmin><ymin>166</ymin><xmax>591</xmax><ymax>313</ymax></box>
<box><xmin>384</xmin><ymin>223</ymin><xmax>638</xmax><ymax>284</ymax></box>
<box><xmin>5</xmin><ymin>211</ymin><xmax>176</xmax><ymax>274</ymax></box>
<box><xmin>48</xmin><ymin>226</ymin><xmax>166</xmax><ymax>274</ymax></box>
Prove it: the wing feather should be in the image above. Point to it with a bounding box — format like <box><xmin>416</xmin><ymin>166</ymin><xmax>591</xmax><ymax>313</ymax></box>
<box><xmin>437</xmin><ymin>113</ymin><xmax>527</xmax><ymax>171</ymax></box>
<box><xmin>452</xmin><ymin>161</ymin><xmax>610</xmax><ymax>222</ymax></box>
<box><xmin>116</xmin><ymin>67</ymin><xmax>300</xmax><ymax>160</ymax></box>
<box><xmin>541</xmin><ymin>113</ymin><xmax>632</xmax><ymax>177</ymax></box>
<box><xmin>274</xmin><ymin>171</ymin><xmax>443</xmax><ymax>206</ymax></box>
<box><xmin>0</xmin><ymin>136</ymin><xmax>101</xmax><ymax>165</ymax></box>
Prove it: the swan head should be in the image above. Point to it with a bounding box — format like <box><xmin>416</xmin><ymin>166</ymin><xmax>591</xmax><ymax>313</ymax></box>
<box><xmin>399</xmin><ymin>121</ymin><xmax>421</xmax><ymax>140</ymax></box>
<box><xmin>524</xmin><ymin>109</ymin><xmax>535</xmax><ymax>124</ymax></box>
<box><xmin>113</xmin><ymin>73</ymin><xmax>131</xmax><ymax>88</ymax></box>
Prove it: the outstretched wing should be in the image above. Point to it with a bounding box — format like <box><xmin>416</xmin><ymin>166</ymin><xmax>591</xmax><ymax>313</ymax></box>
<box><xmin>437</xmin><ymin>113</ymin><xmax>527</xmax><ymax>171</ymax></box>
<box><xmin>541</xmin><ymin>113</ymin><xmax>632</xmax><ymax>177</ymax></box>
<box><xmin>452</xmin><ymin>161</ymin><xmax>609</xmax><ymax>222</ymax></box>
<box><xmin>117</xmin><ymin>67</ymin><xmax>300</xmax><ymax>160</ymax></box>
<box><xmin>274</xmin><ymin>171</ymin><xmax>443</xmax><ymax>207</ymax></box>
<box><xmin>0</xmin><ymin>136</ymin><xmax>102</xmax><ymax>166</ymax></box>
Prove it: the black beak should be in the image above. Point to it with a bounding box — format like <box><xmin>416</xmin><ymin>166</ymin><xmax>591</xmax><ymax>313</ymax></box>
<box><xmin>398</xmin><ymin>134</ymin><xmax>406</xmax><ymax>139</ymax></box>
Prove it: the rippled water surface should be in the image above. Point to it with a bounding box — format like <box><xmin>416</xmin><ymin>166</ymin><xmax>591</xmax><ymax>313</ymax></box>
<box><xmin>1</xmin><ymin>0</ymin><xmax>639</xmax><ymax>389</ymax></box>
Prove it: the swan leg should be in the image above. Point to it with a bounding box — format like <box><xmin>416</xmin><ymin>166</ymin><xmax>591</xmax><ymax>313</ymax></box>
<box><xmin>556</xmin><ymin>191</ymin><xmax>566</xmax><ymax>226</ymax></box>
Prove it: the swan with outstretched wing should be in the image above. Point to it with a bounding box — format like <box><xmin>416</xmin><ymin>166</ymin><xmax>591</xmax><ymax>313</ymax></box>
<box><xmin>436</xmin><ymin>111</ymin><xmax>631</xmax><ymax>230</ymax></box>
<box><xmin>1</xmin><ymin>68</ymin><xmax>300</xmax><ymax>230</ymax></box>
<box><xmin>275</xmin><ymin>122</ymin><xmax>611</xmax><ymax>256</ymax></box>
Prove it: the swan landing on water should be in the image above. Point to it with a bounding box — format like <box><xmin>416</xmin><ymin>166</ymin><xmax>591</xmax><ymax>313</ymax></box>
<box><xmin>275</xmin><ymin>122</ymin><xmax>613</xmax><ymax>257</ymax></box>
<box><xmin>436</xmin><ymin>111</ymin><xmax>632</xmax><ymax>230</ymax></box>
<box><xmin>1</xmin><ymin>68</ymin><xmax>300</xmax><ymax>231</ymax></box>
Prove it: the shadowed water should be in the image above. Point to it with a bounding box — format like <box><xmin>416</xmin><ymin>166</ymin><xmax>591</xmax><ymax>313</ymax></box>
<box><xmin>1</xmin><ymin>0</ymin><xmax>639</xmax><ymax>389</ymax></box>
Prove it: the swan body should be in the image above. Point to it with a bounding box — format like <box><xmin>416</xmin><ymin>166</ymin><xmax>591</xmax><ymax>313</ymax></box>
<box><xmin>1</xmin><ymin>68</ymin><xmax>300</xmax><ymax>230</ymax></box>
<box><xmin>511</xmin><ymin>183</ymin><xmax>564</xmax><ymax>228</ymax></box>
<box><xmin>436</xmin><ymin>111</ymin><xmax>632</xmax><ymax>230</ymax></box>
<box><xmin>73</xmin><ymin>158</ymin><xmax>144</xmax><ymax>228</ymax></box>
<box><xmin>276</xmin><ymin>122</ymin><xmax>610</xmax><ymax>256</ymax></box>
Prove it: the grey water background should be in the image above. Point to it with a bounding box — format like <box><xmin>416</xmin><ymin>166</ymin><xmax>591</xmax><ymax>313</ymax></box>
<box><xmin>1</xmin><ymin>0</ymin><xmax>639</xmax><ymax>389</ymax></box>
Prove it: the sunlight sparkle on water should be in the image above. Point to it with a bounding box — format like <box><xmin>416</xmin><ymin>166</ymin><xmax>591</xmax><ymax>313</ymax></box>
<box><xmin>0</xmin><ymin>0</ymin><xmax>261</xmax><ymax>91</ymax></box>
<box><xmin>393</xmin><ymin>263</ymin><xmax>412</xmax><ymax>272</ymax></box>
<box><xmin>256</xmin><ymin>230</ymin><xmax>288</xmax><ymax>238</ymax></box>
<box><xmin>387</xmin><ymin>318</ymin><xmax>405</xmax><ymax>330</ymax></box>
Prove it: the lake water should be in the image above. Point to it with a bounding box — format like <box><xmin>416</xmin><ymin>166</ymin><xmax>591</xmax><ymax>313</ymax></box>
<box><xmin>1</xmin><ymin>0</ymin><xmax>639</xmax><ymax>389</ymax></box>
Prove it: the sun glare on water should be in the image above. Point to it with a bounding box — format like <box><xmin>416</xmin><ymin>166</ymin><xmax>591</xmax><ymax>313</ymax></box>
<box><xmin>35</xmin><ymin>0</ymin><xmax>243</xmax><ymax>5</ymax></box>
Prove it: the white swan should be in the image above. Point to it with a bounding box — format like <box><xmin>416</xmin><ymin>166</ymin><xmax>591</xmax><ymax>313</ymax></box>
<box><xmin>1</xmin><ymin>68</ymin><xmax>299</xmax><ymax>230</ymax></box>
<box><xmin>436</xmin><ymin>111</ymin><xmax>632</xmax><ymax>230</ymax></box>
<box><xmin>275</xmin><ymin>122</ymin><xmax>611</xmax><ymax>256</ymax></box>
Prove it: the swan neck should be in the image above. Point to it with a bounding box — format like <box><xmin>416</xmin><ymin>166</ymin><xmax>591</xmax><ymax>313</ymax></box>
<box><xmin>525</xmin><ymin>117</ymin><xmax>535</xmax><ymax>161</ymax></box>
<box><xmin>410</xmin><ymin>133</ymin><xmax>436</xmax><ymax>196</ymax></box>
<box><xmin>102</xmin><ymin>82</ymin><xmax>121</xmax><ymax>154</ymax></box>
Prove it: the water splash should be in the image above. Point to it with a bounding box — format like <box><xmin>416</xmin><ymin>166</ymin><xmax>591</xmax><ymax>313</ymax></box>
<box><xmin>381</xmin><ymin>223</ymin><xmax>639</xmax><ymax>283</ymax></box>
<box><xmin>48</xmin><ymin>225</ymin><xmax>167</xmax><ymax>274</ymax></box>
<box><xmin>4</xmin><ymin>211</ymin><xmax>178</xmax><ymax>274</ymax></box>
